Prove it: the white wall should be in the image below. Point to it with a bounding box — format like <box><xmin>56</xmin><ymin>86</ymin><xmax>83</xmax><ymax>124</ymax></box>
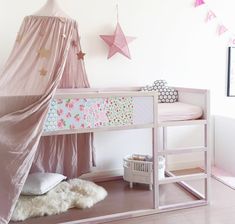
<box><xmin>214</xmin><ymin>116</ymin><xmax>235</xmax><ymax>175</ymax></box>
<box><xmin>0</xmin><ymin>0</ymin><xmax>234</xmax><ymax>173</ymax></box>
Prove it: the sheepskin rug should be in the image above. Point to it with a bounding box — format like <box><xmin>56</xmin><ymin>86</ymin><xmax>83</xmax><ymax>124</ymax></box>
<box><xmin>11</xmin><ymin>178</ymin><xmax>107</xmax><ymax>221</ymax></box>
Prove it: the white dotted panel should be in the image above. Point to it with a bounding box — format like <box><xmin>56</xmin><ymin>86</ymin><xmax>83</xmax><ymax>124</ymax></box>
<box><xmin>43</xmin><ymin>99</ymin><xmax>57</xmax><ymax>132</ymax></box>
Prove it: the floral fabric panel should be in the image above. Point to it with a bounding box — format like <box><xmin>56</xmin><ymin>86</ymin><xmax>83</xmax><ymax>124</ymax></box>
<box><xmin>56</xmin><ymin>98</ymin><xmax>109</xmax><ymax>130</ymax></box>
<box><xmin>107</xmin><ymin>97</ymin><xmax>133</xmax><ymax>127</ymax></box>
<box><xmin>44</xmin><ymin>97</ymin><xmax>134</xmax><ymax>131</ymax></box>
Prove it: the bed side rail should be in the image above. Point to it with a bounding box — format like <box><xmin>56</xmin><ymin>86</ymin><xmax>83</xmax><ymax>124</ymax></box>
<box><xmin>172</xmin><ymin>87</ymin><xmax>210</xmax><ymax>120</ymax></box>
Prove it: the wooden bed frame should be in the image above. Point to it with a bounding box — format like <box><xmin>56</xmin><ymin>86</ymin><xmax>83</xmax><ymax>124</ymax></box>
<box><xmin>42</xmin><ymin>86</ymin><xmax>211</xmax><ymax>224</ymax></box>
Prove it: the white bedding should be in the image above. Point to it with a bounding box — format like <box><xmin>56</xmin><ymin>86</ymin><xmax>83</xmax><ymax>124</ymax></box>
<box><xmin>158</xmin><ymin>102</ymin><xmax>203</xmax><ymax>122</ymax></box>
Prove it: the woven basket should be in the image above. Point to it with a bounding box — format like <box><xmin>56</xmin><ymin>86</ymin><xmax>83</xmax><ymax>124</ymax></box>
<box><xmin>123</xmin><ymin>155</ymin><xmax>165</xmax><ymax>190</ymax></box>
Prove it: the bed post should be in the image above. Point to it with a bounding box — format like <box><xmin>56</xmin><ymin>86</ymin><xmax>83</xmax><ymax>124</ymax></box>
<box><xmin>163</xmin><ymin>127</ymin><xmax>168</xmax><ymax>171</ymax></box>
<box><xmin>205</xmin><ymin>90</ymin><xmax>211</xmax><ymax>203</ymax></box>
<box><xmin>153</xmin><ymin>93</ymin><xmax>159</xmax><ymax>210</ymax></box>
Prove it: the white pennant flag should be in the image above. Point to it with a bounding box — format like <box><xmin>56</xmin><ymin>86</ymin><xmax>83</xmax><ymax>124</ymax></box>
<box><xmin>205</xmin><ymin>10</ymin><xmax>216</xmax><ymax>23</ymax></box>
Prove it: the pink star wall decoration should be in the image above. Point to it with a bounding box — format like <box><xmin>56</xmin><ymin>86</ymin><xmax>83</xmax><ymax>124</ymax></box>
<box><xmin>100</xmin><ymin>23</ymin><xmax>136</xmax><ymax>59</ymax></box>
<box><xmin>195</xmin><ymin>0</ymin><xmax>205</xmax><ymax>7</ymax></box>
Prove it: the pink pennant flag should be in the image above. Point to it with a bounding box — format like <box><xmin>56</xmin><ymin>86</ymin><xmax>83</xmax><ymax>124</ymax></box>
<box><xmin>217</xmin><ymin>25</ymin><xmax>228</xmax><ymax>36</ymax></box>
<box><xmin>228</xmin><ymin>38</ymin><xmax>235</xmax><ymax>46</ymax></box>
<box><xmin>205</xmin><ymin>10</ymin><xmax>216</xmax><ymax>23</ymax></box>
<box><xmin>195</xmin><ymin>0</ymin><xmax>205</xmax><ymax>7</ymax></box>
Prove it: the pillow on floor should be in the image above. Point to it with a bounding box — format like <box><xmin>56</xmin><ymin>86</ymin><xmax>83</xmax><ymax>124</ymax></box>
<box><xmin>142</xmin><ymin>80</ymin><xmax>178</xmax><ymax>103</ymax></box>
<box><xmin>21</xmin><ymin>173</ymin><xmax>67</xmax><ymax>196</ymax></box>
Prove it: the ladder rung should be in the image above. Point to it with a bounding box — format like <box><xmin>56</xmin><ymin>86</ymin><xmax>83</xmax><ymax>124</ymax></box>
<box><xmin>158</xmin><ymin>147</ymin><xmax>207</xmax><ymax>155</ymax></box>
<box><xmin>158</xmin><ymin>119</ymin><xmax>207</xmax><ymax>127</ymax></box>
<box><xmin>159</xmin><ymin>173</ymin><xmax>207</xmax><ymax>185</ymax></box>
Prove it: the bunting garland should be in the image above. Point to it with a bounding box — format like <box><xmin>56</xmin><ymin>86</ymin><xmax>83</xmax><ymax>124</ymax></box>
<box><xmin>195</xmin><ymin>0</ymin><xmax>235</xmax><ymax>45</ymax></box>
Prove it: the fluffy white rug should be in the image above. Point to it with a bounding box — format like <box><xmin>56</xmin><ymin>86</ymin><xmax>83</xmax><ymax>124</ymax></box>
<box><xmin>11</xmin><ymin>178</ymin><xmax>108</xmax><ymax>221</ymax></box>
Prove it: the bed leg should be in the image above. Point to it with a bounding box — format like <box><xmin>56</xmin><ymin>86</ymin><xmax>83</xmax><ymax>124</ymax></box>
<box><xmin>130</xmin><ymin>182</ymin><xmax>133</xmax><ymax>189</ymax></box>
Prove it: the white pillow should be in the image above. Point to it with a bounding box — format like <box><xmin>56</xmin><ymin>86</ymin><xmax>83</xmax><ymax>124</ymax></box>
<box><xmin>21</xmin><ymin>173</ymin><xmax>67</xmax><ymax>196</ymax></box>
<box><xmin>141</xmin><ymin>80</ymin><xmax>178</xmax><ymax>103</ymax></box>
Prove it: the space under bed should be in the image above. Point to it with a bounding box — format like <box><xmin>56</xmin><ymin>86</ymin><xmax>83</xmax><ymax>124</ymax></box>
<box><xmin>41</xmin><ymin>86</ymin><xmax>210</xmax><ymax>223</ymax></box>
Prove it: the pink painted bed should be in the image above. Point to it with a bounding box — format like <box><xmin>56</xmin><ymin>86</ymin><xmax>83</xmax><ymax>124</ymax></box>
<box><xmin>41</xmin><ymin>86</ymin><xmax>211</xmax><ymax>224</ymax></box>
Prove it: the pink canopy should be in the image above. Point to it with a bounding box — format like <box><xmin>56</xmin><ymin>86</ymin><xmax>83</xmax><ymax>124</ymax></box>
<box><xmin>0</xmin><ymin>15</ymin><xmax>92</xmax><ymax>223</ymax></box>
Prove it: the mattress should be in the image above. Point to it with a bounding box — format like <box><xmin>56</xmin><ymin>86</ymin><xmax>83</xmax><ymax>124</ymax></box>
<box><xmin>43</xmin><ymin>96</ymin><xmax>203</xmax><ymax>133</ymax></box>
<box><xmin>158</xmin><ymin>102</ymin><xmax>203</xmax><ymax>122</ymax></box>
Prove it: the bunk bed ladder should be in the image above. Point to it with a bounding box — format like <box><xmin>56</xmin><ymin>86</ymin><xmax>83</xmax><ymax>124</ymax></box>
<box><xmin>155</xmin><ymin>118</ymin><xmax>210</xmax><ymax>211</ymax></box>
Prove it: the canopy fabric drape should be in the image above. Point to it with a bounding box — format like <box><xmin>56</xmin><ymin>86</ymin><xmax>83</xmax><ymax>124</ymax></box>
<box><xmin>0</xmin><ymin>16</ymin><xmax>92</xmax><ymax>224</ymax></box>
<box><xmin>31</xmin><ymin>17</ymin><xmax>93</xmax><ymax>178</ymax></box>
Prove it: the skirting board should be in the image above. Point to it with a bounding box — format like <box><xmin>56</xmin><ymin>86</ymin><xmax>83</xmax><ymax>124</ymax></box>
<box><xmin>80</xmin><ymin>160</ymin><xmax>203</xmax><ymax>182</ymax></box>
<box><xmin>212</xmin><ymin>166</ymin><xmax>235</xmax><ymax>190</ymax></box>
